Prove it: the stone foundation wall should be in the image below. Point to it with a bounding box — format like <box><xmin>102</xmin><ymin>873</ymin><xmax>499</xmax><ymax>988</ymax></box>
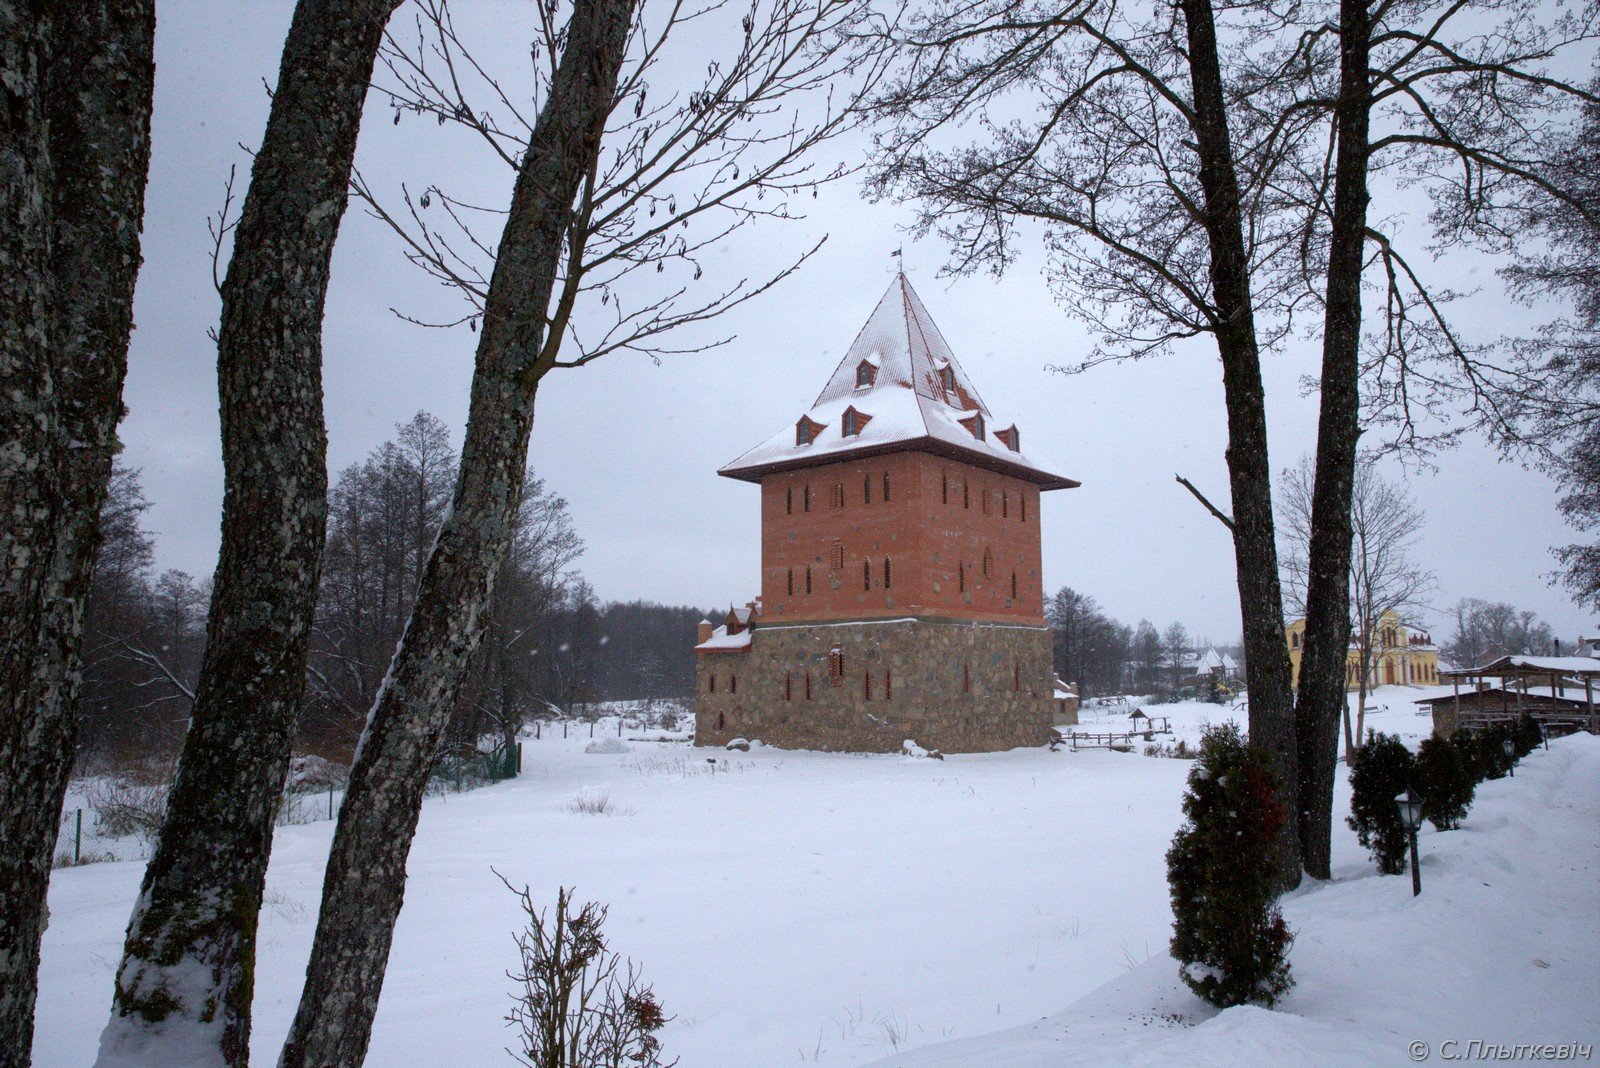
<box><xmin>695</xmin><ymin>619</ymin><xmax>1053</xmax><ymax>753</ymax></box>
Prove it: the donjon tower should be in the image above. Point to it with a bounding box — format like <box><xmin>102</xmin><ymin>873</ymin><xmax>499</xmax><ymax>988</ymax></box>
<box><xmin>694</xmin><ymin>274</ymin><xmax>1079</xmax><ymax>752</ymax></box>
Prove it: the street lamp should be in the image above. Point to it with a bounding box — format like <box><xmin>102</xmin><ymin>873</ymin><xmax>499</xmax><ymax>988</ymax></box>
<box><xmin>1396</xmin><ymin>788</ymin><xmax>1425</xmax><ymax>897</ymax></box>
<box><xmin>1502</xmin><ymin>735</ymin><xmax>1516</xmax><ymax>777</ymax></box>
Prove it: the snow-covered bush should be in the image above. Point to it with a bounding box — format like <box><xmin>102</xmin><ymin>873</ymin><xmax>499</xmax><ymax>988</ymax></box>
<box><xmin>500</xmin><ymin>878</ymin><xmax>674</xmax><ymax>1068</ymax></box>
<box><xmin>1412</xmin><ymin>736</ymin><xmax>1474</xmax><ymax>831</ymax></box>
<box><xmin>83</xmin><ymin>776</ymin><xmax>168</xmax><ymax>841</ymax></box>
<box><xmin>1166</xmin><ymin>723</ymin><xmax>1294</xmax><ymax>1009</ymax></box>
<box><xmin>1347</xmin><ymin>732</ymin><xmax>1415</xmax><ymax>874</ymax></box>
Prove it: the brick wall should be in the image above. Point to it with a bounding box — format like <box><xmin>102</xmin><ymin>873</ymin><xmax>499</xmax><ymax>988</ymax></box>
<box><xmin>759</xmin><ymin>451</ymin><xmax>1045</xmax><ymax>626</ymax></box>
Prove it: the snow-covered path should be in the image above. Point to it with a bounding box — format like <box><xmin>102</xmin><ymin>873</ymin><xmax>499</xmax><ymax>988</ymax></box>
<box><xmin>34</xmin><ymin>696</ymin><xmax>1599</xmax><ymax>1066</ymax></box>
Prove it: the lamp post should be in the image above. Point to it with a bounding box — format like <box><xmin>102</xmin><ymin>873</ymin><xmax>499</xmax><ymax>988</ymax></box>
<box><xmin>1396</xmin><ymin>789</ymin><xmax>1425</xmax><ymax>897</ymax></box>
<box><xmin>1540</xmin><ymin>721</ymin><xmax>1549</xmax><ymax>751</ymax></box>
<box><xmin>1502</xmin><ymin>736</ymin><xmax>1516</xmax><ymax>777</ymax></box>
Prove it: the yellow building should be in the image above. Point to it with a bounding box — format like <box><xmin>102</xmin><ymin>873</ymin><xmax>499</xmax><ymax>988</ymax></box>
<box><xmin>1286</xmin><ymin>609</ymin><xmax>1440</xmax><ymax>690</ymax></box>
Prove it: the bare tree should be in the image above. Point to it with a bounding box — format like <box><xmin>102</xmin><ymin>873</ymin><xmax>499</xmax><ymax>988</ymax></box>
<box><xmin>859</xmin><ymin>0</ymin><xmax>1308</xmax><ymax>885</ymax></box>
<box><xmin>281</xmin><ymin>0</ymin><xmax>876</xmax><ymax>1060</ymax></box>
<box><xmin>1280</xmin><ymin>458</ymin><xmax>1434</xmax><ymax>761</ymax></box>
<box><xmin>0</xmin><ymin>3</ymin><xmax>156</xmax><ymax>1060</ymax></box>
<box><xmin>1240</xmin><ymin>0</ymin><xmax>1595</xmax><ymax>878</ymax></box>
<box><xmin>96</xmin><ymin>2</ymin><xmax>403</xmax><ymax>1064</ymax></box>
<box><xmin>1444</xmin><ymin>598</ymin><xmax>1555</xmax><ymax>667</ymax></box>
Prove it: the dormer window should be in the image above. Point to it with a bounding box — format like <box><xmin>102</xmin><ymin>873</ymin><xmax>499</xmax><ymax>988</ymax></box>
<box><xmin>841</xmin><ymin>406</ymin><xmax>870</xmax><ymax>437</ymax></box>
<box><xmin>796</xmin><ymin>416</ymin><xmax>822</xmax><ymax>446</ymax></box>
<box><xmin>998</xmin><ymin>426</ymin><xmax>1020</xmax><ymax>451</ymax></box>
<box><xmin>938</xmin><ymin>365</ymin><xmax>956</xmax><ymax>393</ymax></box>
<box><xmin>855</xmin><ymin>360</ymin><xmax>877</xmax><ymax>389</ymax></box>
<box><xmin>962</xmin><ymin>411</ymin><xmax>985</xmax><ymax>440</ymax></box>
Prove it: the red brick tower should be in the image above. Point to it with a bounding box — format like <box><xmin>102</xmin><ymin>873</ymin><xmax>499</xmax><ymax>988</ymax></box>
<box><xmin>695</xmin><ymin>274</ymin><xmax>1078</xmax><ymax>752</ymax></box>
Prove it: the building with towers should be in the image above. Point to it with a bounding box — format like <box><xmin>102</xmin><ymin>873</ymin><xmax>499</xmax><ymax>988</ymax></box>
<box><xmin>694</xmin><ymin>273</ymin><xmax>1078</xmax><ymax>752</ymax></box>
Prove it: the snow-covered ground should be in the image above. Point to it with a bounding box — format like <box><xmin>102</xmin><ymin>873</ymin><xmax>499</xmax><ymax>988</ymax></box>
<box><xmin>35</xmin><ymin>690</ymin><xmax>1598</xmax><ymax>1066</ymax></box>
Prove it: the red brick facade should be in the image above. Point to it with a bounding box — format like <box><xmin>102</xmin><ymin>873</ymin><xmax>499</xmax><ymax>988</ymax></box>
<box><xmin>759</xmin><ymin>452</ymin><xmax>1044</xmax><ymax>626</ymax></box>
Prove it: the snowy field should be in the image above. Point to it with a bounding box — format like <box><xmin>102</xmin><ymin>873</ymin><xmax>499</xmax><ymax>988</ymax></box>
<box><xmin>35</xmin><ymin>690</ymin><xmax>1599</xmax><ymax>1066</ymax></box>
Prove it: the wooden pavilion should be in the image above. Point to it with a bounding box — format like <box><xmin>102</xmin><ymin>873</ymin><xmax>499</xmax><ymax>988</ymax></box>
<box><xmin>1421</xmin><ymin>656</ymin><xmax>1600</xmax><ymax>738</ymax></box>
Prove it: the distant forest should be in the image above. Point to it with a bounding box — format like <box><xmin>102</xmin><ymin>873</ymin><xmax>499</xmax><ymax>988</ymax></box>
<box><xmin>78</xmin><ymin>414</ymin><xmax>716</xmax><ymax>765</ymax></box>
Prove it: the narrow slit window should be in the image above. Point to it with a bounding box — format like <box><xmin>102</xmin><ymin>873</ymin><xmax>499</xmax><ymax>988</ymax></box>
<box><xmin>958</xmin><ymin>562</ymin><xmax>965</xmax><ymax>593</ymax></box>
<box><xmin>962</xmin><ymin>663</ymin><xmax>971</xmax><ymax>694</ymax></box>
<box><xmin>863</xmin><ymin>558</ymin><xmax>871</xmax><ymax>591</ymax></box>
<box><xmin>786</xmin><ymin>486</ymin><xmax>793</xmax><ymax>515</ymax></box>
<box><xmin>708</xmin><ymin>674</ymin><xmax>716</xmax><ymax>694</ymax></box>
<box><xmin>731</xmin><ymin>674</ymin><xmax>738</xmax><ymax>694</ymax></box>
<box><xmin>804</xmin><ymin>484</ymin><xmax>811</xmax><ymax>512</ymax></box>
<box><xmin>805</xmin><ymin>672</ymin><xmax>812</xmax><ymax>700</ymax></box>
<box><xmin>1021</xmin><ymin>492</ymin><xmax>1027</xmax><ymax>522</ymax></box>
<box><xmin>1002</xmin><ymin>489</ymin><xmax>1009</xmax><ymax>518</ymax></box>
<box><xmin>885</xmin><ymin>669</ymin><xmax>892</xmax><ymax>699</ymax></box>
<box><xmin>1011</xmin><ymin>570</ymin><xmax>1018</xmax><ymax>600</ymax></box>
<box><xmin>1013</xmin><ymin>660</ymin><xmax>1021</xmax><ymax>692</ymax></box>
<box><xmin>963</xmin><ymin>480</ymin><xmax>969</xmax><ymax>509</ymax></box>
<box><xmin>785</xmin><ymin>672</ymin><xmax>792</xmax><ymax>700</ymax></box>
<box><xmin>941</xmin><ymin>471</ymin><xmax>948</xmax><ymax>504</ymax></box>
<box><xmin>832</xmin><ymin>482</ymin><xmax>844</xmax><ymax>508</ymax></box>
<box><xmin>787</xmin><ymin>568</ymin><xmax>794</xmax><ymax>596</ymax></box>
<box><xmin>863</xmin><ymin>473</ymin><xmax>871</xmax><ymax>504</ymax></box>
<box><xmin>805</xmin><ymin>565</ymin><xmax>813</xmax><ymax>594</ymax></box>
<box><xmin>883</xmin><ymin>557</ymin><xmax>891</xmax><ymax>590</ymax></box>
<box><xmin>863</xmin><ymin>671</ymin><xmax>872</xmax><ymax>700</ymax></box>
<box><xmin>883</xmin><ymin>472</ymin><xmax>890</xmax><ymax>501</ymax></box>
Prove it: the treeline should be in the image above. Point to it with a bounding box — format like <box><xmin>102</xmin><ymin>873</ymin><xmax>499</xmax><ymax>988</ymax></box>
<box><xmin>77</xmin><ymin>414</ymin><xmax>712</xmax><ymax>766</ymax></box>
<box><xmin>1046</xmin><ymin>587</ymin><xmax>1236</xmax><ymax>697</ymax></box>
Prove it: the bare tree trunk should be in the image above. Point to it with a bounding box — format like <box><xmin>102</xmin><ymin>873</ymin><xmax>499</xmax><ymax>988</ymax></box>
<box><xmin>0</xmin><ymin>8</ymin><xmax>62</xmax><ymax>1064</ymax></box>
<box><xmin>1294</xmin><ymin>0</ymin><xmax>1372</xmax><ymax>881</ymax></box>
<box><xmin>279</xmin><ymin>0</ymin><xmax>638</xmax><ymax>1061</ymax></box>
<box><xmin>1179</xmin><ymin>0</ymin><xmax>1301</xmax><ymax>889</ymax></box>
<box><xmin>0</xmin><ymin>3</ymin><xmax>156</xmax><ymax>1060</ymax></box>
<box><xmin>97</xmin><ymin>3</ymin><xmax>398</xmax><ymax>1063</ymax></box>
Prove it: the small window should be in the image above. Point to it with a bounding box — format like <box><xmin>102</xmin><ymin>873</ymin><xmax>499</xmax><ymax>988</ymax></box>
<box><xmin>863</xmin><ymin>558</ymin><xmax>871</xmax><ymax>591</ymax></box>
<box><xmin>803</xmin><ymin>484</ymin><xmax>811</xmax><ymax>512</ymax></box>
<box><xmin>982</xmin><ymin>548</ymin><xmax>994</xmax><ymax>580</ymax></box>
<box><xmin>962</xmin><ymin>662</ymin><xmax>970</xmax><ymax>694</ymax></box>
<box><xmin>805</xmin><ymin>672</ymin><xmax>813</xmax><ymax>699</ymax></box>
<box><xmin>883</xmin><ymin>556</ymin><xmax>891</xmax><ymax>590</ymax></box>
<box><xmin>968</xmin><ymin>412</ymin><xmax>985</xmax><ymax>440</ymax></box>
<box><xmin>708</xmin><ymin>674</ymin><xmax>717</xmax><ymax>694</ymax></box>
<box><xmin>1013</xmin><ymin>659</ymin><xmax>1021</xmax><ymax>692</ymax></box>
<box><xmin>939</xmin><ymin>366</ymin><xmax>955</xmax><ymax>393</ymax></box>
<box><xmin>1021</xmin><ymin>492</ymin><xmax>1027</xmax><ymax>522</ymax></box>
<box><xmin>885</xmin><ymin>669</ymin><xmax>892</xmax><ymax>699</ymax></box>
<box><xmin>843</xmin><ymin>409</ymin><xmax>859</xmax><ymax>437</ymax></box>
<box><xmin>805</xmin><ymin>565</ymin><xmax>813</xmax><ymax>594</ymax></box>
<box><xmin>958</xmin><ymin>562</ymin><xmax>966</xmax><ymax>593</ymax></box>
<box><xmin>832</xmin><ymin>482</ymin><xmax>845</xmax><ymax>508</ymax></box>
<box><xmin>828</xmin><ymin>645</ymin><xmax>845</xmax><ymax>681</ymax></box>
<box><xmin>785</xmin><ymin>672</ymin><xmax>792</xmax><ymax>700</ymax></box>
<box><xmin>797</xmin><ymin>419</ymin><xmax>816</xmax><ymax>446</ymax></box>
<box><xmin>856</xmin><ymin>361</ymin><xmax>876</xmax><ymax>388</ymax></box>
<box><xmin>963</xmin><ymin>480</ymin><xmax>969</xmax><ymax>509</ymax></box>
<box><xmin>786</xmin><ymin>486</ymin><xmax>793</xmax><ymax>515</ymax></box>
<box><xmin>829</xmin><ymin>544</ymin><xmax>844</xmax><ymax>571</ymax></box>
<box><xmin>863</xmin><ymin>473</ymin><xmax>871</xmax><ymax>504</ymax></box>
<box><xmin>731</xmin><ymin>674</ymin><xmax>738</xmax><ymax>694</ymax></box>
<box><xmin>787</xmin><ymin>568</ymin><xmax>794</xmax><ymax>596</ymax></box>
<box><xmin>1011</xmin><ymin>570</ymin><xmax>1018</xmax><ymax>600</ymax></box>
<box><xmin>982</xmin><ymin>488</ymin><xmax>991</xmax><ymax>516</ymax></box>
<box><xmin>1002</xmin><ymin>489</ymin><xmax>1009</xmax><ymax>518</ymax></box>
<box><xmin>863</xmin><ymin>671</ymin><xmax>872</xmax><ymax>700</ymax></box>
<box><xmin>941</xmin><ymin>470</ymin><xmax>948</xmax><ymax>504</ymax></box>
<box><xmin>883</xmin><ymin>472</ymin><xmax>890</xmax><ymax>501</ymax></box>
<box><xmin>717</xmin><ymin>711</ymin><xmax>725</xmax><ymax>730</ymax></box>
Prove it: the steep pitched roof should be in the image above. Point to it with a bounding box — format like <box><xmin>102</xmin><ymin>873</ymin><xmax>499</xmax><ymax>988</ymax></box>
<box><xmin>718</xmin><ymin>274</ymin><xmax>1078</xmax><ymax>489</ymax></box>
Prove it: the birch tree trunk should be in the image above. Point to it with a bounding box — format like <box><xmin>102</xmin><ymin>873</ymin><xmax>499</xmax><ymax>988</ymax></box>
<box><xmin>0</xmin><ymin>3</ymin><xmax>156</xmax><ymax>1061</ymax></box>
<box><xmin>97</xmin><ymin>3</ymin><xmax>398</xmax><ymax>1064</ymax></box>
<box><xmin>0</xmin><ymin>8</ymin><xmax>63</xmax><ymax>1062</ymax></box>
<box><xmin>1294</xmin><ymin>0</ymin><xmax>1372</xmax><ymax>881</ymax></box>
<box><xmin>1179</xmin><ymin>0</ymin><xmax>1301</xmax><ymax>889</ymax></box>
<box><xmin>279</xmin><ymin>0</ymin><xmax>638</xmax><ymax>1061</ymax></box>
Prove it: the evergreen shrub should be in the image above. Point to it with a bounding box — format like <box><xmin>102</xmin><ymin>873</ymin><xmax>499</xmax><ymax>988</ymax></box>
<box><xmin>1412</xmin><ymin>735</ymin><xmax>1474</xmax><ymax>830</ymax></box>
<box><xmin>1167</xmin><ymin>723</ymin><xmax>1294</xmax><ymax>1008</ymax></box>
<box><xmin>1347</xmin><ymin>732</ymin><xmax>1415</xmax><ymax>874</ymax></box>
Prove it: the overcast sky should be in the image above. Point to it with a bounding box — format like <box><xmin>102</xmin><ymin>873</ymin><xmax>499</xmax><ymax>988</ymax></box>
<box><xmin>121</xmin><ymin>0</ymin><xmax>1592</xmax><ymax>650</ymax></box>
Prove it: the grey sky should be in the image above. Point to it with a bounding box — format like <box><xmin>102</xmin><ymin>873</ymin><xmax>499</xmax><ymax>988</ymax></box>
<box><xmin>123</xmin><ymin>0</ymin><xmax>1592</xmax><ymax>650</ymax></box>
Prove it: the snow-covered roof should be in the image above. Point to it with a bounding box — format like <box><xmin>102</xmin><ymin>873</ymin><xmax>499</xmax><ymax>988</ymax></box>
<box><xmin>695</xmin><ymin>624</ymin><xmax>752</xmax><ymax>653</ymax></box>
<box><xmin>1184</xmin><ymin>647</ymin><xmax>1238</xmax><ymax>674</ymax></box>
<box><xmin>1443</xmin><ymin>655</ymin><xmax>1600</xmax><ymax>677</ymax></box>
<box><xmin>719</xmin><ymin>274</ymin><xmax>1079</xmax><ymax>490</ymax></box>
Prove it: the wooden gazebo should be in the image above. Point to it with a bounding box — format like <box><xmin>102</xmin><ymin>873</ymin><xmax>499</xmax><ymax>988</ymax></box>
<box><xmin>1423</xmin><ymin>656</ymin><xmax>1600</xmax><ymax>738</ymax></box>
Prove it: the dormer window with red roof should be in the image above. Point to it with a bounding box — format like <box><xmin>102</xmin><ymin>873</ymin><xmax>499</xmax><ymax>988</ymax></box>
<box><xmin>796</xmin><ymin>416</ymin><xmax>822</xmax><ymax>446</ymax></box>
<box><xmin>938</xmin><ymin>365</ymin><xmax>956</xmax><ymax>394</ymax></box>
<box><xmin>855</xmin><ymin>360</ymin><xmax>877</xmax><ymax>388</ymax></box>
<box><xmin>841</xmin><ymin>406</ymin><xmax>870</xmax><ymax>437</ymax></box>
<box><xmin>998</xmin><ymin>426</ymin><xmax>1020</xmax><ymax>451</ymax></box>
<box><xmin>962</xmin><ymin>411</ymin><xmax>985</xmax><ymax>441</ymax></box>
